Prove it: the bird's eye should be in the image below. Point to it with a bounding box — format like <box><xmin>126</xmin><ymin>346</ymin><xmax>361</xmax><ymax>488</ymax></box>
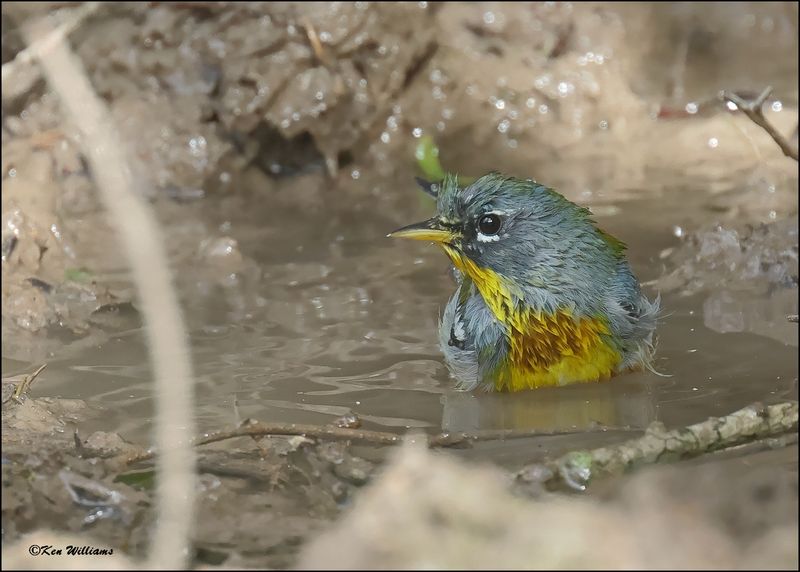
<box><xmin>478</xmin><ymin>213</ymin><xmax>502</xmax><ymax>235</ymax></box>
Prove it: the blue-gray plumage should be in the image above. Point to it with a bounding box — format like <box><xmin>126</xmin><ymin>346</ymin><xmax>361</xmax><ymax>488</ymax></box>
<box><xmin>391</xmin><ymin>172</ymin><xmax>660</xmax><ymax>392</ymax></box>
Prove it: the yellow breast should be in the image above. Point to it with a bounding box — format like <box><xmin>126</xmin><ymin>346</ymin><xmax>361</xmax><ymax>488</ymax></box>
<box><xmin>443</xmin><ymin>246</ymin><xmax>622</xmax><ymax>392</ymax></box>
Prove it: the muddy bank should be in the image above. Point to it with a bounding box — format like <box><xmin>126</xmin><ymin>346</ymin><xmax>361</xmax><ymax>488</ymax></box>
<box><xmin>3</xmin><ymin>410</ymin><xmax>796</xmax><ymax>569</ymax></box>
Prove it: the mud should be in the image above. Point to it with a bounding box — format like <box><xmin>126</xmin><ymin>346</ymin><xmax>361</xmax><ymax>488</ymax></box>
<box><xmin>1</xmin><ymin>1</ymin><xmax>798</xmax><ymax>569</ymax></box>
<box><xmin>2</xmin><ymin>391</ymin><xmax>381</xmax><ymax>568</ymax></box>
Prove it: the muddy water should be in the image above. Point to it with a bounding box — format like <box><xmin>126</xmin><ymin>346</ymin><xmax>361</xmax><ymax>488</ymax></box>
<box><xmin>2</xmin><ymin>179</ymin><xmax>797</xmax><ymax>461</ymax></box>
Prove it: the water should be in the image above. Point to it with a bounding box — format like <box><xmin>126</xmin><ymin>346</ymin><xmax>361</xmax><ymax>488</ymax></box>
<box><xmin>2</xmin><ymin>180</ymin><xmax>797</xmax><ymax>457</ymax></box>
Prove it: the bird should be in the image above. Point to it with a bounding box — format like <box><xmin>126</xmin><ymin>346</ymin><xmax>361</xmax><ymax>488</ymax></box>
<box><xmin>388</xmin><ymin>172</ymin><xmax>660</xmax><ymax>393</ymax></box>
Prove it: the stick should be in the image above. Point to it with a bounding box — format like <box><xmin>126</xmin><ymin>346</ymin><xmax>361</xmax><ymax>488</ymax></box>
<box><xmin>3</xmin><ymin>364</ymin><xmax>48</xmax><ymax>404</ymax></box>
<box><xmin>721</xmin><ymin>87</ymin><xmax>799</xmax><ymax>162</ymax></box>
<box><xmin>1</xmin><ymin>3</ymin><xmax>99</xmax><ymax>102</ymax></box>
<box><xmin>23</xmin><ymin>13</ymin><xmax>197</xmax><ymax>570</ymax></box>
<box><xmin>516</xmin><ymin>401</ymin><xmax>799</xmax><ymax>491</ymax></box>
<box><xmin>118</xmin><ymin>420</ymin><xmax>638</xmax><ymax>466</ymax></box>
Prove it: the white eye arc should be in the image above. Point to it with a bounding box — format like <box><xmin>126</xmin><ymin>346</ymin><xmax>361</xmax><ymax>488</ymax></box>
<box><xmin>476</xmin><ymin>231</ymin><xmax>500</xmax><ymax>243</ymax></box>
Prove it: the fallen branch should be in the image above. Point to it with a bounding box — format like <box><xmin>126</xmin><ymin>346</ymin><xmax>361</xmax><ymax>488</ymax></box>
<box><xmin>721</xmin><ymin>87</ymin><xmax>799</xmax><ymax>161</ymax></box>
<box><xmin>516</xmin><ymin>401</ymin><xmax>799</xmax><ymax>491</ymax></box>
<box><xmin>117</xmin><ymin>419</ymin><xmax>638</xmax><ymax>466</ymax></box>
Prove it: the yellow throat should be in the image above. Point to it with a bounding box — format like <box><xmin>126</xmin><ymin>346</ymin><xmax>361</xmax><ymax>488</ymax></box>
<box><xmin>441</xmin><ymin>245</ymin><xmax>622</xmax><ymax>392</ymax></box>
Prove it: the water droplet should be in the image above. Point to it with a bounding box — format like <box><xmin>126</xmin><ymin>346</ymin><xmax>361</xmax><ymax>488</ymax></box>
<box><xmin>769</xmin><ymin>210</ymin><xmax>777</xmax><ymax>220</ymax></box>
<box><xmin>534</xmin><ymin>75</ymin><xmax>550</xmax><ymax>89</ymax></box>
<box><xmin>497</xmin><ymin>119</ymin><xmax>510</xmax><ymax>133</ymax></box>
<box><xmin>726</xmin><ymin>101</ymin><xmax>738</xmax><ymax>111</ymax></box>
<box><xmin>673</xmin><ymin>225</ymin><xmax>684</xmax><ymax>237</ymax></box>
<box><xmin>351</xmin><ymin>169</ymin><xmax>360</xmax><ymax>180</ymax></box>
<box><xmin>525</xmin><ymin>97</ymin><xmax>536</xmax><ymax>108</ymax></box>
<box><xmin>707</xmin><ymin>137</ymin><xmax>719</xmax><ymax>149</ymax></box>
<box><xmin>538</xmin><ymin>104</ymin><xmax>549</xmax><ymax>114</ymax></box>
<box><xmin>771</xmin><ymin>101</ymin><xmax>783</xmax><ymax>112</ymax></box>
<box><xmin>685</xmin><ymin>102</ymin><xmax>698</xmax><ymax>114</ymax></box>
<box><xmin>598</xmin><ymin>119</ymin><xmax>609</xmax><ymax>130</ymax></box>
<box><xmin>412</xmin><ymin>127</ymin><xmax>423</xmax><ymax>138</ymax></box>
<box><xmin>483</xmin><ymin>11</ymin><xmax>496</xmax><ymax>24</ymax></box>
<box><xmin>494</xmin><ymin>99</ymin><xmax>506</xmax><ymax>110</ymax></box>
<box><xmin>380</xmin><ymin>131</ymin><xmax>390</xmax><ymax>143</ymax></box>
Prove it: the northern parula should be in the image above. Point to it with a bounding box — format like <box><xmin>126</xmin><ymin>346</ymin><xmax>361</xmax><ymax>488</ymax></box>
<box><xmin>389</xmin><ymin>172</ymin><xmax>659</xmax><ymax>392</ymax></box>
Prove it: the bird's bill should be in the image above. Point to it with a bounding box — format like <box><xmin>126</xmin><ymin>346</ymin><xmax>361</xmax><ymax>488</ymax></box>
<box><xmin>387</xmin><ymin>218</ymin><xmax>457</xmax><ymax>243</ymax></box>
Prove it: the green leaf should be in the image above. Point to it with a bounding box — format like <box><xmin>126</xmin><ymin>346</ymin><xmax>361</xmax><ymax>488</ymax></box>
<box><xmin>65</xmin><ymin>267</ymin><xmax>92</xmax><ymax>283</ymax></box>
<box><xmin>415</xmin><ymin>135</ymin><xmax>446</xmax><ymax>182</ymax></box>
<box><xmin>114</xmin><ymin>469</ymin><xmax>156</xmax><ymax>491</ymax></box>
<box><xmin>414</xmin><ymin>135</ymin><xmax>476</xmax><ymax>186</ymax></box>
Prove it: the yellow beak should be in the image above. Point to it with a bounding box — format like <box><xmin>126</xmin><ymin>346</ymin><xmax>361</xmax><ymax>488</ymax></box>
<box><xmin>387</xmin><ymin>218</ymin><xmax>458</xmax><ymax>244</ymax></box>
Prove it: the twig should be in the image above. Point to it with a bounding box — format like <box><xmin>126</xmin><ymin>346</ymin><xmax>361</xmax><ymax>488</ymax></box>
<box><xmin>1</xmin><ymin>3</ymin><xmax>99</xmax><ymax>102</ymax></box>
<box><xmin>5</xmin><ymin>364</ymin><xmax>48</xmax><ymax>404</ymax></box>
<box><xmin>721</xmin><ymin>87</ymin><xmax>799</xmax><ymax>161</ymax></box>
<box><xmin>516</xmin><ymin>401</ymin><xmax>799</xmax><ymax>491</ymax></box>
<box><xmin>117</xmin><ymin>420</ymin><xmax>638</xmax><ymax>466</ymax></box>
<box><xmin>23</xmin><ymin>13</ymin><xmax>196</xmax><ymax>570</ymax></box>
<box><xmin>301</xmin><ymin>17</ymin><xmax>332</xmax><ymax>68</ymax></box>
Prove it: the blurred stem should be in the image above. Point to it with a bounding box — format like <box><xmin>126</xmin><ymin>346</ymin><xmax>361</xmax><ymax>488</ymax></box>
<box><xmin>23</xmin><ymin>11</ymin><xmax>197</xmax><ymax>570</ymax></box>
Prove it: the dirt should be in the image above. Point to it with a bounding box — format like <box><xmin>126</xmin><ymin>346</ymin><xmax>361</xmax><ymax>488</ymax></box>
<box><xmin>1</xmin><ymin>1</ymin><xmax>798</xmax><ymax>569</ymax></box>
<box><xmin>297</xmin><ymin>440</ymin><xmax>798</xmax><ymax>570</ymax></box>
<box><xmin>2</xmin><ymin>390</ymin><xmax>383</xmax><ymax>568</ymax></box>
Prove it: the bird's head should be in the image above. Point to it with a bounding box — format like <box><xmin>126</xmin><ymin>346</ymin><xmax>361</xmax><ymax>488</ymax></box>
<box><xmin>389</xmin><ymin>172</ymin><xmax>626</xmax><ymax>307</ymax></box>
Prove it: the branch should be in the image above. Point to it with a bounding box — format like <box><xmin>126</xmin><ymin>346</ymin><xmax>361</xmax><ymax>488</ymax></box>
<box><xmin>116</xmin><ymin>419</ymin><xmax>638</xmax><ymax>467</ymax></box>
<box><xmin>516</xmin><ymin>401</ymin><xmax>798</xmax><ymax>491</ymax></box>
<box><xmin>1</xmin><ymin>3</ymin><xmax>100</xmax><ymax>102</ymax></box>
<box><xmin>721</xmin><ymin>87</ymin><xmax>799</xmax><ymax>162</ymax></box>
